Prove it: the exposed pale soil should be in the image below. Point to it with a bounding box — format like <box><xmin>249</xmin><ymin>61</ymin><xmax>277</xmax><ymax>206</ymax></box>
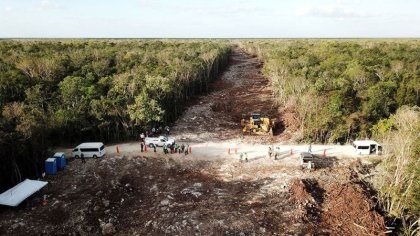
<box><xmin>171</xmin><ymin>46</ymin><xmax>281</xmax><ymax>143</ymax></box>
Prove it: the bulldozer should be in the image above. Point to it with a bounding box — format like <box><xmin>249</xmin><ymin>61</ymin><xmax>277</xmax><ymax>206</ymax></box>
<box><xmin>241</xmin><ymin>113</ymin><xmax>276</xmax><ymax>135</ymax></box>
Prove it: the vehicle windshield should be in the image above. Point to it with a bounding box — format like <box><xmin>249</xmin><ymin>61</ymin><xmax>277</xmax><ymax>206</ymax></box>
<box><xmin>301</xmin><ymin>153</ymin><xmax>313</xmax><ymax>160</ymax></box>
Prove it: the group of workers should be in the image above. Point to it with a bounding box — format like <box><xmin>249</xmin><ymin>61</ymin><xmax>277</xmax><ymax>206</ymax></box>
<box><xmin>163</xmin><ymin>143</ymin><xmax>189</xmax><ymax>155</ymax></box>
<box><xmin>268</xmin><ymin>146</ymin><xmax>281</xmax><ymax>160</ymax></box>
<box><xmin>138</xmin><ymin>125</ymin><xmax>191</xmax><ymax>156</ymax></box>
<box><xmin>138</xmin><ymin>136</ymin><xmax>190</xmax><ymax>156</ymax></box>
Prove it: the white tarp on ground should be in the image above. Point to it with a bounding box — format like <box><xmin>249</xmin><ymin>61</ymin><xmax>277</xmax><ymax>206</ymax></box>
<box><xmin>0</xmin><ymin>179</ymin><xmax>48</xmax><ymax>207</ymax></box>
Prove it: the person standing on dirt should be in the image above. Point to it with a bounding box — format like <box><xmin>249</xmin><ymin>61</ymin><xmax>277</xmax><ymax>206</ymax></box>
<box><xmin>185</xmin><ymin>144</ymin><xmax>189</xmax><ymax>155</ymax></box>
<box><xmin>140</xmin><ymin>142</ymin><xmax>144</xmax><ymax>152</ymax></box>
<box><xmin>163</xmin><ymin>144</ymin><xmax>168</xmax><ymax>154</ymax></box>
<box><xmin>153</xmin><ymin>144</ymin><xmax>157</xmax><ymax>153</ymax></box>
<box><xmin>308</xmin><ymin>143</ymin><xmax>312</xmax><ymax>153</ymax></box>
<box><xmin>174</xmin><ymin>143</ymin><xmax>179</xmax><ymax>154</ymax></box>
<box><xmin>140</xmin><ymin>133</ymin><xmax>145</xmax><ymax>142</ymax></box>
<box><xmin>268</xmin><ymin>147</ymin><xmax>273</xmax><ymax>158</ymax></box>
<box><xmin>81</xmin><ymin>153</ymin><xmax>86</xmax><ymax>164</ymax></box>
<box><xmin>165</xmin><ymin>126</ymin><xmax>170</xmax><ymax>136</ymax></box>
<box><xmin>181</xmin><ymin>144</ymin><xmax>185</xmax><ymax>153</ymax></box>
<box><xmin>274</xmin><ymin>146</ymin><xmax>278</xmax><ymax>160</ymax></box>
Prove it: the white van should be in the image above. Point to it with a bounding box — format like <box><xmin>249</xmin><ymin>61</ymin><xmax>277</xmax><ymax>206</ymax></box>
<box><xmin>353</xmin><ymin>140</ymin><xmax>382</xmax><ymax>155</ymax></box>
<box><xmin>72</xmin><ymin>142</ymin><xmax>106</xmax><ymax>158</ymax></box>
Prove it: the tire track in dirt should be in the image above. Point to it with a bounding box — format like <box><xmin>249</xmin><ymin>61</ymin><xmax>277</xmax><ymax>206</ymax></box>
<box><xmin>171</xmin><ymin>46</ymin><xmax>280</xmax><ymax>142</ymax></box>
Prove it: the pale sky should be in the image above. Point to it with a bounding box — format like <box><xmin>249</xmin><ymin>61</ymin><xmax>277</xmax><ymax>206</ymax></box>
<box><xmin>0</xmin><ymin>0</ymin><xmax>419</xmax><ymax>38</ymax></box>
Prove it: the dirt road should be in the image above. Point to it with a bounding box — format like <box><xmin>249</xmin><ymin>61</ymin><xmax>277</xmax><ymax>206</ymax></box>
<box><xmin>172</xmin><ymin>46</ymin><xmax>280</xmax><ymax>142</ymax></box>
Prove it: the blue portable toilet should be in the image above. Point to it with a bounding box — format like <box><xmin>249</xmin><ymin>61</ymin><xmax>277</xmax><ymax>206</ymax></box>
<box><xmin>45</xmin><ymin>158</ymin><xmax>57</xmax><ymax>175</ymax></box>
<box><xmin>53</xmin><ymin>152</ymin><xmax>66</xmax><ymax>169</ymax></box>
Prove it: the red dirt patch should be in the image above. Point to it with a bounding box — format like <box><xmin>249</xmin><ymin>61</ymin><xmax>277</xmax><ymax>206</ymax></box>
<box><xmin>289</xmin><ymin>174</ymin><xmax>385</xmax><ymax>235</ymax></box>
<box><xmin>289</xmin><ymin>179</ymin><xmax>314</xmax><ymax>204</ymax></box>
<box><xmin>321</xmin><ymin>182</ymin><xmax>385</xmax><ymax>235</ymax></box>
<box><xmin>280</xmin><ymin>105</ymin><xmax>300</xmax><ymax>132</ymax></box>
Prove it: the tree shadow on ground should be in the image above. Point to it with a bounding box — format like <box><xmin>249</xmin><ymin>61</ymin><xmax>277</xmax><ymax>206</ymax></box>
<box><xmin>272</xmin><ymin>120</ymin><xmax>285</xmax><ymax>136</ymax></box>
<box><xmin>313</xmin><ymin>155</ymin><xmax>339</xmax><ymax>169</ymax></box>
<box><xmin>302</xmin><ymin>179</ymin><xmax>326</xmax><ymax>222</ymax></box>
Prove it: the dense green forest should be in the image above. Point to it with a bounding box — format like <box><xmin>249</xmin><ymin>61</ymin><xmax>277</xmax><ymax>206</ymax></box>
<box><xmin>240</xmin><ymin>40</ymin><xmax>420</xmax><ymax>234</ymax></box>
<box><xmin>0</xmin><ymin>40</ymin><xmax>230</xmax><ymax>191</ymax></box>
<box><xmin>240</xmin><ymin>40</ymin><xmax>419</xmax><ymax>143</ymax></box>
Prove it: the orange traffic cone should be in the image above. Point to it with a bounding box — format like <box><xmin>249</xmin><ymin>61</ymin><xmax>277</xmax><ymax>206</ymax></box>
<box><xmin>144</xmin><ymin>145</ymin><xmax>148</xmax><ymax>152</ymax></box>
<box><xmin>189</xmin><ymin>146</ymin><xmax>192</xmax><ymax>154</ymax></box>
<box><xmin>42</xmin><ymin>195</ymin><xmax>48</xmax><ymax>206</ymax></box>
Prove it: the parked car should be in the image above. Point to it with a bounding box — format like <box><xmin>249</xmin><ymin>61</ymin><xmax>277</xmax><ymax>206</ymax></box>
<box><xmin>72</xmin><ymin>142</ymin><xmax>106</xmax><ymax>158</ymax></box>
<box><xmin>300</xmin><ymin>152</ymin><xmax>315</xmax><ymax>170</ymax></box>
<box><xmin>145</xmin><ymin>136</ymin><xmax>175</xmax><ymax>148</ymax></box>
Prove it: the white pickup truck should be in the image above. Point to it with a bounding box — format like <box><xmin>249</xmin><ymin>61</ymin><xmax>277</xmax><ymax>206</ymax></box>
<box><xmin>145</xmin><ymin>136</ymin><xmax>175</xmax><ymax>147</ymax></box>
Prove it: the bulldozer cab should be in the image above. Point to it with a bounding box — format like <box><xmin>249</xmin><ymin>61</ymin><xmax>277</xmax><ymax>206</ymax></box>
<box><xmin>251</xmin><ymin>113</ymin><xmax>261</xmax><ymax>126</ymax></box>
<box><xmin>242</xmin><ymin>113</ymin><xmax>260</xmax><ymax>120</ymax></box>
<box><xmin>251</xmin><ymin>113</ymin><xmax>261</xmax><ymax>121</ymax></box>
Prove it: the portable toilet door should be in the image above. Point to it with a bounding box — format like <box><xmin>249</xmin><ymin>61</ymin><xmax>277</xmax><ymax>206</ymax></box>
<box><xmin>45</xmin><ymin>158</ymin><xmax>57</xmax><ymax>175</ymax></box>
<box><xmin>53</xmin><ymin>152</ymin><xmax>66</xmax><ymax>169</ymax></box>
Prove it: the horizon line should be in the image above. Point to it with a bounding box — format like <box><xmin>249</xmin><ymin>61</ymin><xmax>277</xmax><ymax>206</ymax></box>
<box><xmin>1</xmin><ymin>37</ymin><xmax>420</xmax><ymax>40</ymax></box>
